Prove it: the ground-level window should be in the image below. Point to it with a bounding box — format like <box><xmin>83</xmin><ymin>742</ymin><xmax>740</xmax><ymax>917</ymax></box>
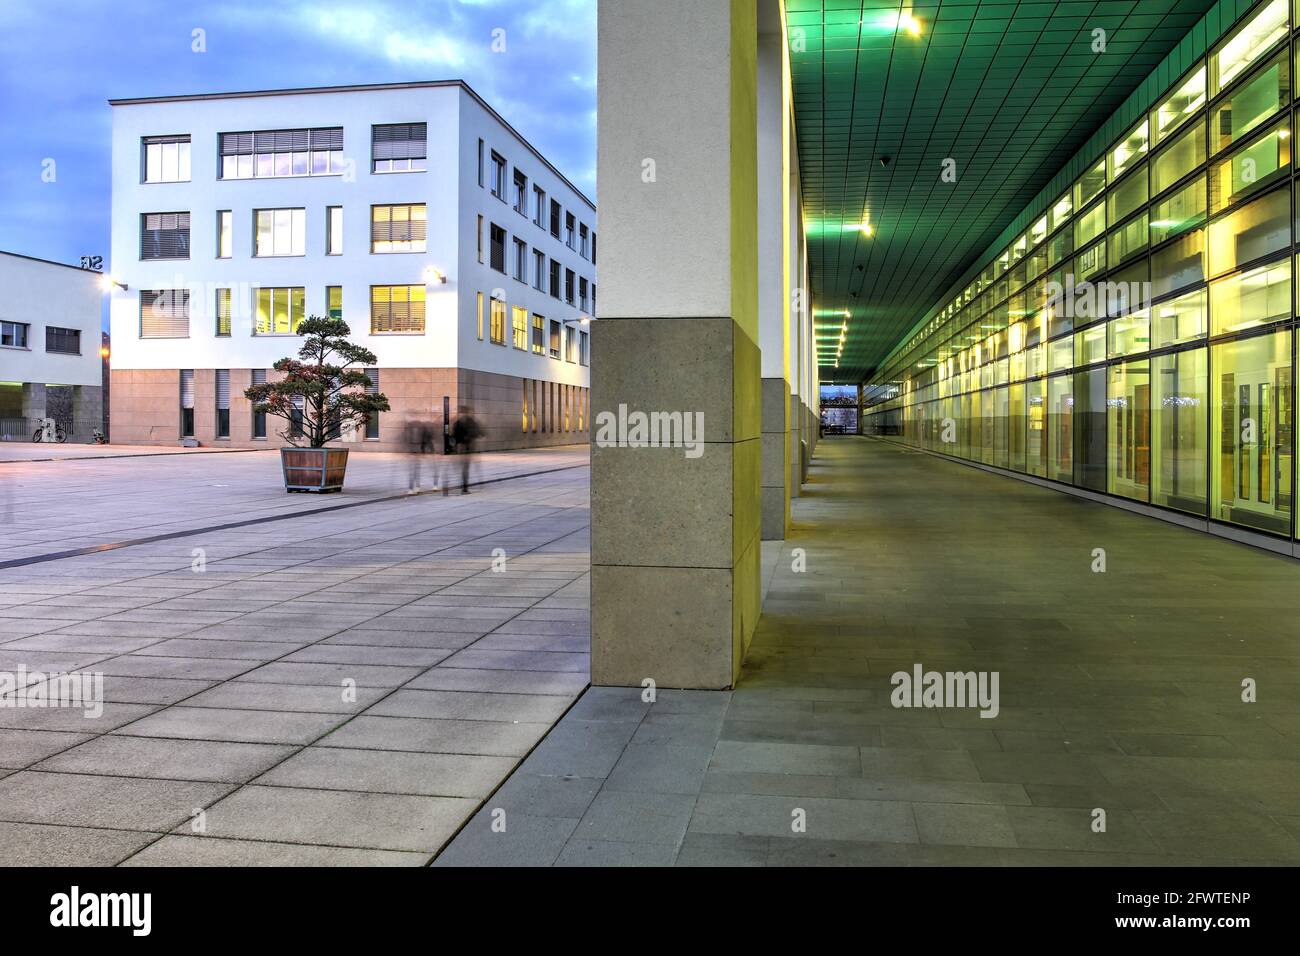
<box><xmin>364</xmin><ymin>368</ymin><xmax>380</xmax><ymax>439</ymax></box>
<box><xmin>251</xmin><ymin>369</ymin><xmax>267</xmax><ymax>439</ymax></box>
<box><xmin>180</xmin><ymin>369</ymin><xmax>194</xmax><ymax>437</ymax></box>
<box><xmin>215</xmin><ymin>369</ymin><xmax>230</xmax><ymax>438</ymax></box>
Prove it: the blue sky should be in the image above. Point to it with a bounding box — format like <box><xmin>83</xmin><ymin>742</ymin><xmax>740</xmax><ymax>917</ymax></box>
<box><xmin>0</xmin><ymin>0</ymin><xmax>596</xmax><ymax>271</ymax></box>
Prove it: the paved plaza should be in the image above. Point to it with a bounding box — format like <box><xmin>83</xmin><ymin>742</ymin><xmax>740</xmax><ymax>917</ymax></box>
<box><xmin>0</xmin><ymin>446</ymin><xmax>590</xmax><ymax>864</ymax></box>
<box><xmin>442</xmin><ymin>438</ymin><xmax>1300</xmax><ymax>866</ymax></box>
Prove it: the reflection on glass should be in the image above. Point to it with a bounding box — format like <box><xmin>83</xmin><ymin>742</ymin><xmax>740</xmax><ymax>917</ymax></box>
<box><xmin>1026</xmin><ymin>378</ymin><xmax>1047</xmax><ymax>477</ymax></box>
<box><xmin>1206</xmin><ymin>185</ymin><xmax>1291</xmax><ymax>277</ymax></box>
<box><xmin>1210</xmin><ymin>329</ymin><xmax>1293</xmax><ymax>535</ymax></box>
<box><xmin>1209</xmin><ymin>49</ymin><xmax>1289</xmax><ymax>154</ymax></box>
<box><xmin>1152</xmin><ymin>228</ymin><xmax>1206</xmax><ymax>297</ymax></box>
<box><xmin>1152</xmin><ymin>122</ymin><xmax>1206</xmax><ymax>194</ymax></box>
<box><xmin>1152</xmin><ymin>66</ymin><xmax>1206</xmax><ymax>145</ymax></box>
<box><xmin>1109</xmin><ymin>119</ymin><xmax>1149</xmax><ymax>182</ymax></box>
<box><xmin>1152</xmin><ymin>348</ymin><xmax>1208</xmax><ymax>515</ymax></box>
<box><xmin>1211</xmin><ymin>0</ymin><xmax>1288</xmax><ymax>96</ymax></box>
<box><xmin>1073</xmin><ymin>159</ymin><xmax>1106</xmax><ymax>210</ymax></box>
<box><xmin>1208</xmin><ymin>120</ymin><xmax>1291</xmax><ymax>212</ymax></box>
<box><xmin>1150</xmin><ymin>175</ymin><xmax>1207</xmax><ymax>244</ymax></box>
<box><xmin>1109</xmin><ymin>310</ymin><xmax>1150</xmax><ymax>358</ymax></box>
<box><xmin>1209</xmin><ymin>260</ymin><xmax>1291</xmax><ymax>336</ymax></box>
<box><xmin>1108</xmin><ymin>360</ymin><xmax>1151</xmax><ymax>502</ymax></box>
<box><xmin>1048</xmin><ymin>374</ymin><xmax>1073</xmax><ymax>483</ymax></box>
<box><xmin>1151</xmin><ymin>289</ymin><xmax>1208</xmax><ymax>348</ymax></box>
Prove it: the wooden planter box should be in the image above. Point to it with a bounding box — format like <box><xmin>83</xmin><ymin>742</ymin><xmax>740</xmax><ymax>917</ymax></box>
<box><xmin>281</xmin><ymin>447</ymin><xmax>349</xmax><ymax>493</ymax></box>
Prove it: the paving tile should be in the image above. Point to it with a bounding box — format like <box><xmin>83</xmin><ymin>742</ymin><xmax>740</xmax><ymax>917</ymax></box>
<box><xmin>573</xmin><ymin>790</ymin><xmax>696</xmax><ymax>845</ymax></box>
<box><xmin>256</xmin><ymin>747</ymin><xmax>516</xmax><ymax>798</ymax></box>
<box><xmin>688</xmin><ymin>792</ymin><xmax>918</xmax><ymax>844</ymax></box>
<box><xmin>35</xmin><ymin>735</ymin><xmax>294</xmax><ymax>783</ymax></box>
<box><xmin>115</xmin><ymin>706</ymin><xmax>347</xmax><ymax>745</ymax></box>
<box><xmin>431</xmin><ymin>809</ymin><xmax>578</xmax><ymax>866</ymax></box>
<box><xmin>0</xmin><ymin>729</ymin><xmax>93</xmax><ymax>768</ymax></box>
<box><xmin>556</xmin><ymin>839</ymin><xmax>678</xmax><ymax>866</ymax></box>
<box><xmin>0</xmin><ymin>821</ymin><xmax>162</xmax><ymax>866</ymax></box>
<box><xmin>319</xmin><ymin>715</ymin><xmax>549</xmax><ymax>757</ymax></box>
<box><xmin>119</xmin><ymin>835</ymin><xmax>428</xmax><ymax>866</ymax></box>
<box><xmin>179</xmin><ymin>682</ymin><xmax>386</xmax><ymax>714</ymax></box>
<box><xmin>192</xmin><ymin>785</ymin><xmax>477</xmax><ymax>853</ymax></box>
<box><xmin>0</xmin><ymin>771</ymin><xmax>233</xmax><ymax>831</ymax></box>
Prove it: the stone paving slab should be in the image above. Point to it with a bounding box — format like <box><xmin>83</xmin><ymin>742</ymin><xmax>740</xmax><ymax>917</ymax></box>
<box><xmin>436</xmin><ymin>437</ymin><xmax>1300</xmax><ymax>866</ymax></box>
<box><xmin>0</xmin><ymin>449</ymin><xmax>590</xmax><ymax>865</ymax></box>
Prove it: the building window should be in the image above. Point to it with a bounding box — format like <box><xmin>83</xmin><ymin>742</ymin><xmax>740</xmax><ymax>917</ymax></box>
<box><xmin>533</xmin><ymin>185</ymin><xmax>546</xmax><ymax>227</ymax></box>
<box><xmin>0</xmin><ymin>321</ymin><xmax>29</xmax><ymax>348</ymax></box>
<box><xmin>591</xmin><ymin>232</ymin><xmax>596</xmax><ymax>264</ymax></box>
<box><xmin>565</xmin><ymin>212</ymin><xmax>576</xmax><ymax>249</ymax></box>
<box><xmin>1210</xmin><ymin>0</ymin><xmax>1288</xmax><ymax>97</ymax></box>
<box><xmin>477</xmin><ymin>138</ymin><xmax>485</xmax><ymax>187</ymax></box>
<box><xmin>254</xmin><ymin>208</ymin><xmax>306</xmax><ymax>257</ymax></box>
<box><xmin>42</xmin><ymin>325</ymin><xmax>80</xmax><ymax>355</ymax></box>
<box><xmin>371</xmin><ymin>285</ymin><xmax>425</xmax><ymax>334</ymax></box>
<box><xmin>565</xmin><ymin>324</ymin><xmax>577</xmax><ymax>362</ymax></box>
<box><xmin>140</xmin><ymin>212</ymin><xmax>190</xmax><ymax>260</ymax></box>
<box><xmin>251</xmin><ymin>369</ymin><xmax>267</xmax><ymax>438</ymax></box>
<box><xmin>490</xmin><ymin>297</ymin><xmax>507</xmax><ymax>345</ymax></box>
<box><xmin>477</xmin><ymin>291</ymin><xmax>484</xmax><ymax>341</ymax></box>
<box><xmin>364</xmin><ymin>368</ymin><xmax>380</xmax><ymax>439</ymax></box>
<box><xmin>327</xmin><ymin>285</ymin><xmax>343</xmax><ymax>321</ymax></box>
<box><xmin>1210</xmin><ymin>328</ymin><xmax>1291</xmax><ymax>536</ymax></box>
<box><xmin>219</xmin><ymin>128</ymin><xmax>343</xmax><ymax>179</ymax></box>
<box><xmin>549</xmin><ymin>259</ymin><xmax>561</xmax><ymax>298</ymax></box>
<box><xmin>549</xmin><ymin>319</ymin><xmax>561</xmax><ymax>359</ymax></box>
<box><xmin>143</xmin><ymin>135</ymin><xmax>190</xmax><ymax>183</ymax></box>
<box><xmin>326</xmin><ymin>207</ymin><xmax>343</xmax><ymax>255</ymax></box>
<box><xmin>532</xmin><ymin>313</ymin><xmax>545</xmax><ymax>354</ymax></box>
<box><xmin>550</xmin><ymin>199</ymin><xmax>561</xmax><ymax>238</ymax></box>
<box><xmin>512</xmin><ymin>305</ymin><xmax>528</xmax><ymax>350</ymax></box>
<box><xmin>580</xmin><ymin>223</ymin><xmax>589</xmax><ymax>258</ymax></box>
<box><xmin>580</xmin><ymin>329</ymin><xmax>589</xmax><ymax>366</ymax></box>
<box><xmin>254</xmin><ymin>287</ymin><xmax>306</xmax><ymax>335</ymax></box>
<box><xmin>477</xmin><ymin>215</ymin><xmax>484</xmax><ymax>263</ymax></box>
<box><xmin>513</xmin><ymin>168</ymin><xmax>528</xmax><ymax>214</ymax></box>
<box><xmin>217</xmin><ymin>210</ymin><xmax>232</xmax><ymax>258</ymax></box>
<box><xmin>490</xmin><ymin>223</ymin><xmax>506</xmax><ymax>272</ymax></box>
<box><xmin>372</xmin><ymin>122</ymin><xmax>427</xmax><ymax>173</ymax></box>
<box><xmin>513</xmin><ymin>237</ymin><xmax>528</xmax><ymax>281</ymax></box>
<box><xmin>534</xmin><ymin>250</ymin><xmax>546</xmax><ymax>290</ymax></box>
<box><xmin>579</xmin><ymin>276</ymin><xmax>589</xmax><ymax>312</ymax></box>
<box><xmin>215</xmin><ymin>369</ymin><xmax>231</xmax><ymax>439</ymax></box>
<box><xmin>565</xmin><ymin>268</ymin><xmax>575</xmax><ymax>304</ymax></box>
<box><xmin>215</xmin><ymin>288</ymin><xmax>232</xmax><ymax>336</ymax></box>
<box><xmin>180</xmin><ymin>370</ymin><xmax>194</xmax><ymax>437</ymax></box>
<box><xmin>140</xmin><ymin>290</ymin><xmax>190</xmax><ymax>338</ymax></box>
<box><xmin>371</xmin><ymin>204</ymin><xmax>427</xmax><ymax>253</ymax></box>
<box><xmin>490</xmin><ymin>151</ymin><xmax>507</xmax><ymax>200</ymax></box>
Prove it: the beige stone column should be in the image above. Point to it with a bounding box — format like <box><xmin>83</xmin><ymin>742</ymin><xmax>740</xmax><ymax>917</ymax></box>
<box><xmin>591</xmin><ymin>0</ymin><xmax>761</xmax><ymax>689</ymax></box>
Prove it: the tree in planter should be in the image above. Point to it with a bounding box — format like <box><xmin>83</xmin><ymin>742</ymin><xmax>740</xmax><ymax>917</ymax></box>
<box><xmin>244</xmin><ymin>316</ymin><xmax>390</xmax><ymax>447</ymax></box>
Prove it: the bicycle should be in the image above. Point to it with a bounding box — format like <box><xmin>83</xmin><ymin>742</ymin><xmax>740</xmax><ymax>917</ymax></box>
<box><xmin>32</xmin><ymin>419</ymin><xmax>67</xmax><ymax>443</ymax></box>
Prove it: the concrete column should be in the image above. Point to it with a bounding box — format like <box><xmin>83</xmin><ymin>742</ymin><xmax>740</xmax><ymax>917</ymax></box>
<box><xmin>21</xmin><ymin>383</ymin><xmax>46</xmax><ymax>422</ymax></box>
<box><xmin>592</xmin><ymin>0</ymin><xmax>761</xmax><ymax>689</ymax></box>
<box><xmin>757</xmin><ymin>7</ymin><xmax>790</xmax><ymax>540</ymax></box>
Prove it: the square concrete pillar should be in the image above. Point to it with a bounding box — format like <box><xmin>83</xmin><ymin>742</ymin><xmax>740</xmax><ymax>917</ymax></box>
<box><xmin>593</xmin><ymin>0</ymin><xmax>761</xmax><ymax>689</ymax></box>
<box><xmin>21</xmin><ymin>383</ymin><xmax>46</xmax><ymax>421</ymax></box>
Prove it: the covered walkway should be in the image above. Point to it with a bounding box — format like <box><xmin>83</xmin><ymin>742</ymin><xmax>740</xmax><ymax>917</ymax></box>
<box><xmin>441</xmin><ymin>437</ymin><xmax>1300</xmax><ymax>865</ymax></box>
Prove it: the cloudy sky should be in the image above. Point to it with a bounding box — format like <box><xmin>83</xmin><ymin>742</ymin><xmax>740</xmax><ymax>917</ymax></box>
<box><xmin>0</xmin><ymin>0</ymin><xmax>597</xmax><ymax>269</ymax></box>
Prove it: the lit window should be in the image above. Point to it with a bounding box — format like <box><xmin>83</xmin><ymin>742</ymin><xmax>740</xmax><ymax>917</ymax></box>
<box><xmin>255</xmin><ymin>287</ymin><xmax>306</xmax><ymax>335</ymax></box>
<box><xmin>512</xmin><ymin>305</ymin><xmax>528</xmax><ymax>349</ymax></box>
<box><xmin>370</xmin><ymin>285</ymin><xmax>425</xmax><ymax>334</ymax></box>
<box><xmin>370</xmin><ymin>204</ymin><xmax>427</xmax><ymax>253</ymax></box>
<box><xmin>1151</xmin><ymin>66</ymin><xmax>1206</xmax><ymax>146</ymax></box>
<box><xmin>1210</xmin><ymin>0</ymin><xmax>1288</xmax><ymax>96</ymax></box>
<box><xmin>254</xmin><ymin>208</ymin><xmax>306</xmax><ymax>257</ymax></box>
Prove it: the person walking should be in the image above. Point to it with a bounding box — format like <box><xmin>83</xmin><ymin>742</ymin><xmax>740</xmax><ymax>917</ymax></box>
<box><xmin>450</xmin><ymin>406</ymin><xmax>483</xmax><ymax>494</ymax></box>
<box><xmin>407</xmin><ymin>416</ymin><xmax>436</xmax><ymax>493</ymax></box>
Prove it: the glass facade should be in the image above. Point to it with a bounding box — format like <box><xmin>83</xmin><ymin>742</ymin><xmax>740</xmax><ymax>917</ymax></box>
<box><xmin>864</xmin><ymin>0</ymin><xmax>1300</xmax><ymax>542</ymax></box>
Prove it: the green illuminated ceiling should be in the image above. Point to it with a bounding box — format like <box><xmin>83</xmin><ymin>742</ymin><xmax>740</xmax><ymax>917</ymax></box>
<box><xmin>788</xmin><ymin>0</ymin><xmax>1223</xmax><ymax>382</ymax></box>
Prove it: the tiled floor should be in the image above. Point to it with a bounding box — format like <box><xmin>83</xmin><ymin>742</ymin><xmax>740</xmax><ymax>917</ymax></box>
<box><xmin>439</xmin><ymin>436</ymin><xmax>1300</xmax><ymax>866</ymax></box>
<box><xmin>0</xmin><ymin>445</ymin><xmax>589</xmax><ymax>561</ymax></box>
<box><xmin>0</xmin><ymin>449</ymin><xmax>590</xmax><ymax>865</ymax></box>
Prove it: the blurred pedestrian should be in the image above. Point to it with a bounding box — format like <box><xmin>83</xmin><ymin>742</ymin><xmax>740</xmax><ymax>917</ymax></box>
<box><xmin>406</xmin><ymin>415</ymin><xmax>436</xmax><ymax>494</ymax></box>
<box><xmin>450</xmin><ymin>406</ymin><xmax>483</xmax><ymax>494</ymax></box>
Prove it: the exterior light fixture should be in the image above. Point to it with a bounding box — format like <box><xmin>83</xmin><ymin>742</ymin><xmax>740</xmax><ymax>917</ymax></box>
<box><xmin>100</xmin><ymin>274</ymin><xmax>128</xmax><ymax>292</ymax></box>
<box><xmin>423</xmin><ymin>266</ymin><xmax>448</xmax><ymax>284</ymax></box>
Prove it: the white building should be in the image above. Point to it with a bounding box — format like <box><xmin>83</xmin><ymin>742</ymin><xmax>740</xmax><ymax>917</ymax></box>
<box><xmin>107</xmin><ymin>80</ymin><xmax>595</xmax><ymax>451</ymax></box>
<box><xmin>0</xmin><ymin>251</ymin><xmax>104</xmax><ymax>441</ymax></box>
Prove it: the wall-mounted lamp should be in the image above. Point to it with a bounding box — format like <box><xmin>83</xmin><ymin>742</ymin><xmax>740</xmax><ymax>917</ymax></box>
<box><xmin>423</xmin><ymin>266</ymin><xmax>448</xmax><ymax>284</ymax></box>
<box><xmin>100</xmin><ymin>274</ymin><xmax>128</xmax><ymax>292</ymax></box>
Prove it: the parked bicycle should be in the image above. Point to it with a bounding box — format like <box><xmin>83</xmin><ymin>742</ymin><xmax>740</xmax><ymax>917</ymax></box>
<box><xmin>32</xmin><ymin>418</ymin><xmax>67</xmax><ymax>443</ymax></box>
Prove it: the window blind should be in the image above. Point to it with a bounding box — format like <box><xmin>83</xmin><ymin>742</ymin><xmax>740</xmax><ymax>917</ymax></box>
<box><xmin>141</xmin><ymin>290</ymin><xmax>190</xmax><ymax>338</ymax></box>
<box><xmin>372</xmin><ymin>123</ymin><xmax>427</xmax><ymax>160</ymax></box>
<box><xmin>141</xmin><ymin>212</ymin><xmax>190</xmax><ymax>260</ymax></box>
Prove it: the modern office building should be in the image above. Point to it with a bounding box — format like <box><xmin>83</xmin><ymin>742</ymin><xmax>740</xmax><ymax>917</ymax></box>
<box><xmin>106</xmin><ymin>80</ymin><xmax>595</xmax><ymax>451</ymax></box>
<box><xmin>860</xmin><ymin>0</ymin><xmax>1300</xmax><ymax>556</ymax></box>
<box><xmin>0</xmin><ymin>251</ymin><xmax>104</xmax><ymax>441</ymax></box>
